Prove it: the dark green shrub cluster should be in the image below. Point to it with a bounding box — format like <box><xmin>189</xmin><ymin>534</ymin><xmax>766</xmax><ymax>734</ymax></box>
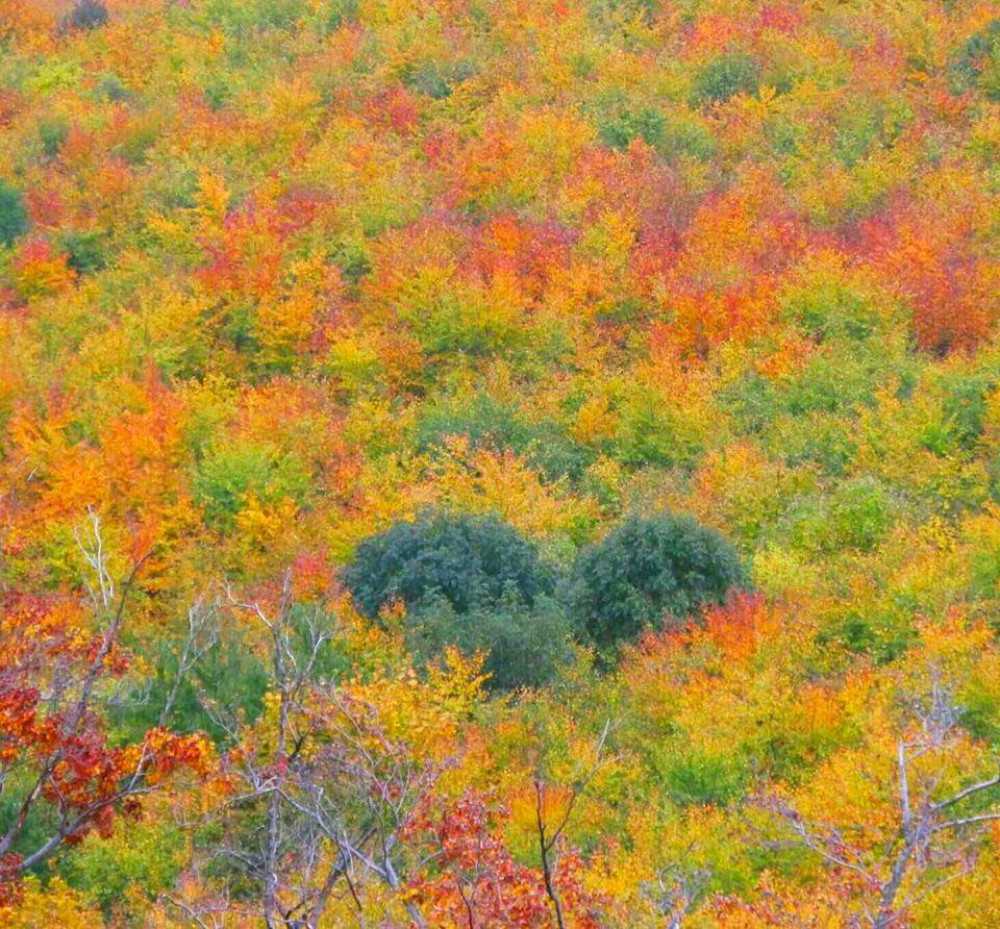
<box><xmin>342</xmin><ymin>512</ymin><xmax>565</xmax><ymax>691</ymax></box>
<box><xmin>343</xmin><ymin>510</ymin><xmax>746</xmax><ymax>688</ymax></box>
<box><xmin>0</xmin><ymin>181</ymin><xmax>29</xmax><ymax>248</ymax></box>
<box><xmin>64</xmin><ymin>0</ymin><xmax>110</xmax><ymax>32</ymax></box>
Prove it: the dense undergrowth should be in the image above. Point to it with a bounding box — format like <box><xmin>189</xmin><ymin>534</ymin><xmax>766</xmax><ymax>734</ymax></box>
<box><xmin>5</xmin><ymin>0</ymin><xmax>1000</xmax><ymax>924</ymax></box>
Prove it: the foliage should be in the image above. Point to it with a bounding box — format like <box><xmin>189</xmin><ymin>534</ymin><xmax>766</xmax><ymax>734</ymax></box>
<box><xmin>0</xmin><ymin>531</ymin><xmax>208</xmax><ymax>906</ymax></box>
<box><xmin>63</xmin><ymin>1</ymin><xmax>109</xmax><ymax>33</ymax></box>
<box><xmin>194</xmin><ymin>443</ymin><xmax>311</xmax><ymax>530</ymax></box>
<box><xmin>692</xmin><ymin>52</ymin><xmax>762</xmax><ymax>104</ymax></box>
<box><xmin>403</xmin><ymin>791</ymin><xmax>607</xmax><ymax>927</ymax></box>
<box><xmin>569</xmin><ymin>514</ymin><xmax>747</xmax><ymax>652</ymax></box>
<box><xmin>0</xmin><ymin>183</ymin><xmax>28</xmax><ymax>249</ymax></box>
<box><xmin>6</xmin><ymin>0</ymin><xmax>1000</xmax><ymax>921</ymax></box>
<box><xmin>407</xmin><ymin>592</ymin><xmax>575</xmax><ymax>692</ymax></box>
<box><xmin>61</xmin><ymin>818</ymin><xmax>186</xmax><ymax>919</ymax></box>
<box><xmin>415</xmin><ymin>395</ymin><xmax>591</xmax><ymax>481</ymax></box>
<box><xmin>342</xmin><ymin>512</ymin><xmax>557</xmax><ymax>620</ymax></box>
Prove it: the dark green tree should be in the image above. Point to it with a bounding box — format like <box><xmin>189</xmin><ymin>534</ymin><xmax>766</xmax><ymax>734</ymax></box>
<box><xmin>342</xmin><ymin>512</ymin><xmax>572</xmax><ymax>690</ymax></box>
<box><xmin>692</xmin><ymin>52</ymin><xmax>761</xmax><ymax>104</ymax></box>
<box><xmin>0</xmin><ymin>181</ymin><xmax>28</xmax><ymax>248</ymax></box>
<box><xmin>568</xmin><ymin>514</ymin><xmax>746</xmax><ymax>653</ymax></box>
<box><xmin>342</xmin><ymin>511</ymin><xmax>557</xmax><ymax>620</ymax></box>
<box><xmin>64</xmin><ymin>0</ymin><xmax>110</xmax><ymax>32</ymax></box>
<box><xmin>407</xmin><ymin>591</ymin><xmax>575</xmax><ymax>692</ymax></box>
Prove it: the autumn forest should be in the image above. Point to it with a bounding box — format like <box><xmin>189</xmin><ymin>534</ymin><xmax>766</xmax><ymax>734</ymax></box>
<box><xmin>5</xmin><ymin>0</ymin><xmax>1000</xmax><ymax>925</ymax></box>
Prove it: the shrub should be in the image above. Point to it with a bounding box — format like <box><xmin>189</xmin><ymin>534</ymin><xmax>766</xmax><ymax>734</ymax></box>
<box><xmin>342</xmin><ymin>511</ymin><xmax>557</xmax><ymax>620</ymax></box>
<box><xmin>950</xmin><ymin>20</ymin><xmax>1000</xmax><ymax>100</ymax></box>
<box><xmin>832</xmin><ymin>100</ymin><xmax>911</xmax><ymax>168</ymax></box>
<box><xmin>940</xmin><ymin>371</ymin><xmax>998</xmax><ymax>453</ymax></box>
<box><xmin>815</xmin><ymin>607</ymin><xmax>915</xmax><ymax>665</ymax></box>
<box><xmin>62</xmin><ymin>819</ymin><xmax>187</xmax><ymax>920</ymax></box>
<box><xmin>692</xmin><ymin>52</ymin><xmax>761</xmax><ymax>104</ymax></box>
<box><xmin>324</xmin><ymin>0</ymin><xmax>359</xmax><ymax>32</ymax></box>
<box><xmin>407</xmin><ymin>592</ymin><xmax>575</xmax><ymax>691</ymax></box>
<box><xmin>656</xmin><ymin>114</ymin><xmax>718</xmax><ymax>162</ymax></box>
<box><xmin>719</xmin><ymin>372</ymin><xmax>780</xmax><ymax>435</ymax></box>
<box><xmin>203</xmin><ymin>0</ymin><xmax>308</xmax><ymax>36</ymax></box>
<box><xmin>781</xmin><ymin>269</ymin><xmax>884</xmax><ymax>343</ymax></box>
<box><xmin>780</xmin><ymin>344</ymin><xmax>891</xmax><ymax>416</ymax></box>
<box><xmin>39</xmin><ymin>118</ymin><xmax>70</xmax><ymax>159</ymax></box>
<box><xmin>64</xmin><ymin>0</ymin><xmax>110</xmax><ymax>32</ymax></box>
<box><xmin>0</xmin><ymin>181</ymin><xmax>29</xmax><ymax>248</ymax></box>
<box><xmin>782</xmin><ymin>479</ymin><xmax>894</xmax><ymax>555</ymax></box>
<box><xmin>98</xmin><ymin>74</ymin><xmax>130</xmax><ymax>102</ymax></box>
<box><xmin>568</xmin><ymin>514</ymin><xmax>746</xmax><ymax>652</ymax></box>
<box><xmin>194</xmin><ymin>443</ymin><xmax>311</xmax><ymax>529</ymax></box>
<box><xmin>399</xmin><ymin>284</ymin><xmax>524</xmax><ymax>357</ymax></box>
<box><xmin>828</xmin><ymin>479</ymin><xmax>894</xmax><ymax>552</ymax></box>
<box><xmin>109</xmin><ymin>608</ymin><xmax>344</xmax><ymax>742</ymax></box>
<box><xmin>588</xmin><ymin>0</ymin><xmax>657</xmax><ymax>29</ymax></box>
<box><xmin>415</xmin><ymin>396</ymin><xmax>591</xmax><ymax>481</ymax></box>
<box><xmin>770</xmin><ymin>410</ymin><xmax>857</xmax><ymax>476</ymax></box>
<box><xmin>114</xmin><ymin>120</ymin><xmax>160</xmax><ymax>166</ymax></box>
<box><xmin>60</xmin><ymin>229</ymin><xmax>108</xmax><ymax>275</ymax></box>
<box><xmin>598</xmin><ymin>108</ymin><xmax>665</xmax><ymax>151</ymax></box>
<box><xmin>402</xmin><ymin>60</ymin><xmax>476</xmax><ymax>100</ymax></box>
<box><xmin>614</xmin><ymin>388</ymin><xmax>703</xmax><ymax>468</ymax></box>
<box><xmin>659</xmin><ymin>751</ymin><xmax>749</xmax><ymax>806</ymax></box>
<box><xmin>344</xmin><ymin>513</ymin><xmax>569</xmax><ymax>690</ymax></box>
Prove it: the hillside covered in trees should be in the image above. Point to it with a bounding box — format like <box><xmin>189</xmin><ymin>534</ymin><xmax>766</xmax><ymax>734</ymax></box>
<box><xmin>5</xmin><ymin>0</ymin><xmax>1000</xmax><ymax>924</ymax></box>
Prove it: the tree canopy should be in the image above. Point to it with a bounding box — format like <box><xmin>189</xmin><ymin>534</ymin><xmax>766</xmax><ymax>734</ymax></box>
<box><xmin>5</xmin><ymin>0</ymin><xmax>1000</xmax><ymax>924</ymax></box>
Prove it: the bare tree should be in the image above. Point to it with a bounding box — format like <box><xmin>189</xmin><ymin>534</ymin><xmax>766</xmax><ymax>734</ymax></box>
<box><xmin>761</xmin><ymin>675</ymin><xmax>1000</xmax><ymax>928</ymax></box>
<box><xmin>642</xmin><ymin>864</ymin><xmax>710</xmax><ymax>929</ymax></box>
<box><xmin>161</xmin><ymin>888</ymin><xmax>234</xmax><ymax>929</ymax></box>
<box><xmin>159</xmin><ymin>596</ymin><xmax>220</xmax><ymax>727</ymax></box>
<box><xmin>533</xmin><ymin>720</ymin><xmax>612</xmax><ymax>929</ymax></box>
<box><xmin>188</xmin><ymin>572</ymin><xmax>440</xmax><ymax>928</ymax></box>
